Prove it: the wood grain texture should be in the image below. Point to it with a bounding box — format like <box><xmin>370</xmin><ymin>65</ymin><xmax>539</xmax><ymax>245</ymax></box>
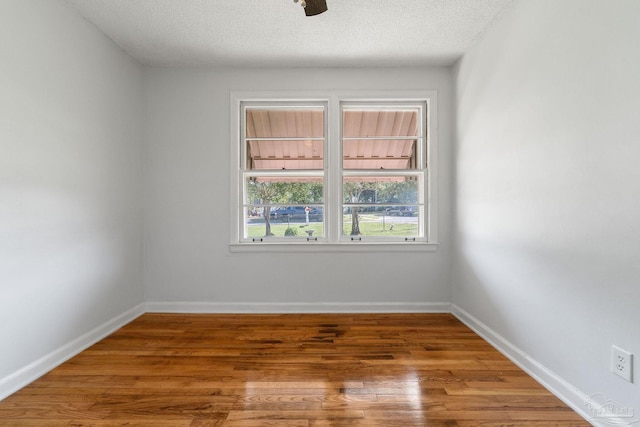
<box><xmin>0</xmin><ymin>313</ymin><xmax>589</xmax><ymax>426</ymax></box>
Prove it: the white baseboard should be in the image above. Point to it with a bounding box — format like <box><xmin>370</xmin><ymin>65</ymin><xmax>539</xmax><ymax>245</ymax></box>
<box><xmin>145</xmin><ymin>301</ymin><xmax>452</xmax><ymax>314</ymax></box>
<box><xmin>451</xmin><ymin>304</ymin><xmax>604</xmax><ymax>426</ymax></box>
<box><xmin>0</xmin><ymin>303</ymin><xmax>145</xmax><ymax>402</ymax></box>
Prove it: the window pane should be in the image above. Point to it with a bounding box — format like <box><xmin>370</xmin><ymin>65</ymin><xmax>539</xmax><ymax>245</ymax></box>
<box><xmin>244</xmin><ymin>177</ymin><xmax>324</xmax><ymax>239</ymax></box>
<box><xmin>246</xmin><ymin>107</ymin><xmax>324</xmax><ymax>139</ymax></box>
<box><xmin>342</xmin><ymin>108</ymin><xmax>419</xmax><ymax>138</ymax></box>
<box><xmin>246</xmin><ymin>177</ymin><xmax>324</xmax><ymax>204</ymax></box>
<box><xmin>246</xmin><ymin>106</ymin><xmax>324</xmax><ymax>170</ymax></box>
<box><xmin>245</xmin><ymin>205</ymin><xmax>324</xmax><ymax>239</ymax></box>
<box><xmin>342</xmin><ymin>176</ymin><xmax>422</xmax><ymax>238</ymax></box>
<box><xmin>343</xmin><ymin>177</ymin><xmax>419</xmax><ymax>204</ymax></box>
<box><xmin>342</xmin><ymin>205</ymin><xmax>420</xmax><ymax>237</ymax></box>
<box><xmin>342</xmin><ymin>139</ymin><xmax>417</xmax><ymax>170</ymax></box>
<box><xmin>342</xmin><ymin>107</ymin><xmax>421</xmax><ymax>170</ymax></box>
<box><xmin>246</xmin><ymin>139</ymin><xmax>323</xmax><ymax>170</ymax></box>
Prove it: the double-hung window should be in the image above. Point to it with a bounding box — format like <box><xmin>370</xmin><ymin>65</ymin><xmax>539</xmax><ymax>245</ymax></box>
<box><xmin>231</xmin><ymin>91</ymin><xmax>438</xmax><ymax>251</ymax></box>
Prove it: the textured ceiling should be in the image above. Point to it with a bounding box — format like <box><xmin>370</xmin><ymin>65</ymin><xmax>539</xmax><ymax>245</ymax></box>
<box><xmin>64</xmin><ymin>0</ymin><xmax>514</xmax><ymax>68</ymax></box>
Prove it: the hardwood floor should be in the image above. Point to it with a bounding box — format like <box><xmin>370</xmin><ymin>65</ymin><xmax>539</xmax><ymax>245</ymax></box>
<box><xmin>0</xmin><ymin>313</ymin><xmax>589</xmax><ymax>426</ymax></box>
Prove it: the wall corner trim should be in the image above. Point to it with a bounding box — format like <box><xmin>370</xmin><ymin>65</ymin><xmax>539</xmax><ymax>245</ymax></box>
<box><xmin>0</xmin><ymin>303</ymin><xmax>146</xmax><ymax>401</ymax></box>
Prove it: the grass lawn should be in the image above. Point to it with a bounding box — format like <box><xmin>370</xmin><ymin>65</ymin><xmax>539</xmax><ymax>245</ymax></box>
<box><xmin>246</xmin><ymin>214</ymin><xmax>418</xmax><ymax>238</ymax></box>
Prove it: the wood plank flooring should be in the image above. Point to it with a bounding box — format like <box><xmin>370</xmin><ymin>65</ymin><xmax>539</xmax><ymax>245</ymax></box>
<box><xmin>0</xmin><ymin>313</ymin><xmax>589</xmax><ymax>426</ymax></box>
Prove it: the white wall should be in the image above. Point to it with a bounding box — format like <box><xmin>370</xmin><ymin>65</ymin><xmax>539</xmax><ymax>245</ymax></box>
<box><xmin>453</xmin><ymin>0</ymin><xmax>640</xmax><ymax>416</ymax></box>
<box><xmin>144</xmin><ymin>68</ymin><xmax>453</xmax><ymax>309</ymax></box>
<box><xmin>0</xmin><ymin>0</ymin><xmax>144</xmax><ymax>395</ymax></box>
<box><xmin>8</xmin><ymin>0</ymin><xmax>637</xmax><ymax>420</ymax></box>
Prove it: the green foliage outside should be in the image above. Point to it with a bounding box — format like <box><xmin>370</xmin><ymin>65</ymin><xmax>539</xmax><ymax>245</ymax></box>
<box><xmin>344</xmin><ymin>180</ymin><xmax>418</xmax><ymax>204</ymax></box>
<box><xmin>284</xmin><ymin>227</ymin><xmax>298</xmax><ymax>236</ymax></box>
<box><xmin>246</xmin><ymin>181</ymin><xmax>323</xmax><ymax>205</ymax></box>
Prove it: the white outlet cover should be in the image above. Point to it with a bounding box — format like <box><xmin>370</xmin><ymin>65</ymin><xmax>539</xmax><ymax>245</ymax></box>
<box><xmin>611</xmin><ymin>345</ymin><xmax>633</xmax><ymax>382</ymax></box>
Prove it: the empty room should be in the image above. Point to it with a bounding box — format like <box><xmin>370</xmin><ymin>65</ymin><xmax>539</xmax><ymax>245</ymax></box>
<box><xmin>1</xmin><ymin>0</ymin><xmax>638</xmax><ymax>425</ymax></box>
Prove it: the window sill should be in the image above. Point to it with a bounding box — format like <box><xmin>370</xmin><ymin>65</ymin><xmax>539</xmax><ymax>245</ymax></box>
<box><xmin>229</xmin><ymin>242</ymin><xmax>439</xmax><ymax>253</ymax></box>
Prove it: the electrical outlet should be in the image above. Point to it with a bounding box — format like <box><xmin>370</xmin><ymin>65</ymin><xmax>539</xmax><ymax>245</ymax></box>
<box><xmin>611</xmin><ymin>345</ymin><xmax>633</xmax><ymax>382</ymax></box>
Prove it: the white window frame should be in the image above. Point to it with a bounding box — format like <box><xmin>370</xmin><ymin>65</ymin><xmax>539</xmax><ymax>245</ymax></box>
<box><xmin>229</xmin><ymin>91</ymin><xmax>439</xmax><ymax>253</ymax></box>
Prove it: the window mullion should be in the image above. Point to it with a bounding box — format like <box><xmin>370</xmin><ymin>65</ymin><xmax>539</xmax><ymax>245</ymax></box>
<box><xmin>327</xmin><ymin>95</ymin><xmax>342</xmax><ymax>244</ymax></box>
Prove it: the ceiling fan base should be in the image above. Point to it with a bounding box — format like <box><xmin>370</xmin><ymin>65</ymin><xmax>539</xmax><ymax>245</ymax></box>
<box><xmin>304</xmin><ymin>0</ymin><xmax>328</xmax><ymax>16</ymax></box>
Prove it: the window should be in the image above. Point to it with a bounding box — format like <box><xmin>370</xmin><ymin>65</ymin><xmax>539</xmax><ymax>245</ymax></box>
<box><xmin>230</xmin><ymin>91</ymin><xmax>438</xmax><ymax>251</ymax></box>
